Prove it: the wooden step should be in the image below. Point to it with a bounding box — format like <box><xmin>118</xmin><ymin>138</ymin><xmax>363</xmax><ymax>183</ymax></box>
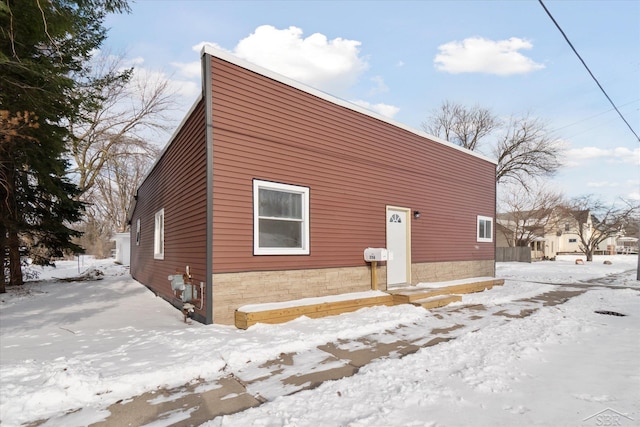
<box><xmin>389</xmin><ymin>278</ymin><xmax>504</xmax><ymax>306</ymax></box>
<box><xmin>418</xmin><ymin>279</ymin><xmax>501</xmax><ymax>296</ymax></box>
<box><xmin>411</xmin><ymin>294</ymin><xmax>462</xmax><ymax>309</ymax></box>
<box><xmin>388</xmin><ymin>287</ymin><xmax>442</xmax><ymax>304</ymax></box>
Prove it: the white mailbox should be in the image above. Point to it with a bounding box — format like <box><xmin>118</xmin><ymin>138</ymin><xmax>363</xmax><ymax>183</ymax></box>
<box><xmin>364</xmin><ymin>247</ymin><xmax>388</xmax><ymax>262</ymax></box>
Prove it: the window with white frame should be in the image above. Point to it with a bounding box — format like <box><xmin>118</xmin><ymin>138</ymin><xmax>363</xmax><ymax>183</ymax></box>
<box><xmin>253</xmin><ymin>179</ymin><xmax>309</xmax><ymax>255</ymax></box>
<box><xmin>477</xmin><ymin>215</ymin><xmax>493</xmax><ymax>243</ymax></box>
<box><xmin>135</xmin><ymin>218</ymin><xmax>141</xmax><ymax>246</ymax></box>
<box><xmin>154</xmin><ymin>209</ymin><xmax>164</xmax><ymax>259</ymax></box>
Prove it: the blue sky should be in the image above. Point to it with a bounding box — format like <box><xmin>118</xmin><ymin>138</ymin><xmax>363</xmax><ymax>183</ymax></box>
<box><xmin>103</xmin><ymin>0</ymin><xmax>639</xmax><ymax>205</ymax></box>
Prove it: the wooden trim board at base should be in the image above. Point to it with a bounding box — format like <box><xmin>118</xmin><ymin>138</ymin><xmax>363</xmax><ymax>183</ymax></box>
<box><xmin>235</xmin><ymin>278</ymin><xmax>505</xmax><ymax>329</ymax></box>
<box><xmin>235</xmin><ymin>294</ymin><xmax>395</xmax><ymax>329</ymax></box>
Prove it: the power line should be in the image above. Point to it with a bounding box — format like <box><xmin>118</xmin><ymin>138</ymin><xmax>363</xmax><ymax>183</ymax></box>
<box><xmin>552</xmin><ymin>99</ymin><xmax>639</xmax><ymax>133</ymax></box>
<box><xmin>538</xmin><ymin>0</ymin><xmax>640</xmax><ymax>142</ymax></box>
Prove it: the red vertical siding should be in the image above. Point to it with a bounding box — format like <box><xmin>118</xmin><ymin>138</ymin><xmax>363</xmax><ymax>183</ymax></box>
<box><xmin>209</xmin><ymin>57</ymin><xmax>496</xmax><ymax>273</ymax></box>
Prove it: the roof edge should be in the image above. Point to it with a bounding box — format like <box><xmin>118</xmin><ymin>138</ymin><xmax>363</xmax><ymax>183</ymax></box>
<box><xmin>201</xmin><ymin>44</ymin><xmax>498</xmax><ymax>165</ymax></box>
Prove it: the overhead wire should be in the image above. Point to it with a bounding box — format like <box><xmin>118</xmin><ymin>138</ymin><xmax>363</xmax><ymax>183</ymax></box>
<box><xmin>538</xmin><ymin>0</ymin><xmax>640</xmax><ymax>142</ymax></box>
<box><xmin>552</xmin><ymin>99</ymin><xmax>639</xmax><ymax>133</ymax></box>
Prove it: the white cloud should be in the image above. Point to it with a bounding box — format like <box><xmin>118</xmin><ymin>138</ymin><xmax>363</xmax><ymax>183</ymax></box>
<box><xmin>566</xmin><ymin>146</ymin><xmax>640</xmax><ymax>165</ymax></box>
<box><xmin>168</xmin><ymin>42</ymin><xmax>230</xmax><ymax>79</ymax></box>
<box><xmin>129</xmin><ymin>67</ymin><xmax>199</xmax><ymax>100</ymax></box>
<box><xmin>351</xmin><ymin>100</ymin><xmax>400</xmax><ymax>118</ymax></box>
<box><xmin>192</xmin><ymin>41</ymin><xmax>226</xmax><ymax>53</ymax></box>
<box><xmin>628</xmin><ymin>191</ymin><xmax>640</xmax><ymax>200</ymax></box>
<box><xmin>434</xmin><ymin>37</ymin><xmax>545</xmax><ymax>75</ymax></box>
<box><xmin>625</xmin><ymin>180</ymin><xmax>640</xmax><ymax>200</ymax></box>
<box><xmin>123</xmin><ymin>56</ymin><xmax>145</xmax><ymax>67</ymax></box>
<box><xmin>368</xmin><ymin>76</ymin><xmax>389</xmax><ymax>96</ymax></box>
<box><xmin>178</xmin><ymin>28</ymin><xmax>369</xmax><ymax>95</ymax></box>
<box><xmin>169</xmin><ymin>60</ymin><xmax>201</xmax><ymax>79</ymax></box>
<box><xmin>586</xmin><ymin>181</ymin><xmax>619</xmax><ymax>188</ymax></box>
<box><xmin>227</xmin><ymin>25</ymin><xmax>369</xmax><ymax>95</ymax></box>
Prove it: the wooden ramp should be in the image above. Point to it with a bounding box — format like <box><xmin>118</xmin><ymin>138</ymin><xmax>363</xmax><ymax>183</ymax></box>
<box><xmin>235</xmin><ymin>278</ymin><xmax>505</xmax><ymax>329</ymax></box>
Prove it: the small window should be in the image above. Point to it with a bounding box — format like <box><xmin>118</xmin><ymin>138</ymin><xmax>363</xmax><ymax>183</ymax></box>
<box><xmin>564</xmin><ymin>223</ymin><xmax>570</xmax><ymax>232</ymax></box>
<box><xmin>569</xmin><ymin>238</ymin><xmax>577</xmax><ymax>243</ymax></box>
<box><xmin>477</xmin><ymin>215</ymin><xmax>493</xmax><ymax>243</ymax></box>
<box><xmin>254</xmin><ymin>179</ymin><xmax>309</xmax><ymax>255</ymax></box>
<box><xmin>389</xmin><ymin>214</ymin><xmax>402</xmax><ymax>223</ymax></box>
<box><xmin>154</xmin><ymin>209</ymin><xmax>164</xmax><ymax>259</ymax></box>
<box><xmin>136</xmin><ymin>218</ymin><xmax>141</xmax><ymax>246</ymax></box>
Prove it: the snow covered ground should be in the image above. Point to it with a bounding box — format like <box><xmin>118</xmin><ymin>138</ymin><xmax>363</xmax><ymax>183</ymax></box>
<box><xmin>1</xmin><ymin>255</ymin><xmax>638</xmax><ymax>426</ymax></box>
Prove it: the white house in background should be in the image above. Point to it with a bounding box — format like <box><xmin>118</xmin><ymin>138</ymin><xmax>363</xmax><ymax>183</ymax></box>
<box><xmin>616</xmin><ymin>236</ymin><xmax>639</xmax><ymax>254</ymax></box>
<box><xmin>113</xmin><ymin>233</ymin><xmax>130</xmax><ymax>266</ymax></box>
<box><xmin>497</xmin><ymin>209</ymin><xmax>625</xmax><ymax>260</ymax></box>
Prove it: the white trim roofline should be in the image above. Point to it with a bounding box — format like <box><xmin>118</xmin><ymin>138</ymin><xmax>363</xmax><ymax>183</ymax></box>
<box><xmin>201</xmin><ymin>45</ymin><xmax>498</xmax><ymax>165</ymax></box>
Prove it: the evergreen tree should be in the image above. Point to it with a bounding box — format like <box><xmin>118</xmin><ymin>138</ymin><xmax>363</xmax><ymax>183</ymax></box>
<box><xmin>0</xmin><ymin>0</ymin><xmax>129</xmax><ymax>290</ymax></box>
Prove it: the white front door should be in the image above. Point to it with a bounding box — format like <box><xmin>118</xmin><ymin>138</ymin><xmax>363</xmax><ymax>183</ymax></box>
<box><xmin>386</xmin><ymin>207</ymin><xmax>411</xmax><ymax>287</ymax></box>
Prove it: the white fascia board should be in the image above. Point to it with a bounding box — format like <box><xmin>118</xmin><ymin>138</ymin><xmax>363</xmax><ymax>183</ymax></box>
<box><xmin>201</xmin><ymin>45</ymin><xmax>498</xmax><ymax>166</ymax></box>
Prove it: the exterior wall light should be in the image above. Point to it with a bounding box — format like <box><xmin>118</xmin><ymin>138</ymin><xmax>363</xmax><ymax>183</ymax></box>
<box><xmin>413</xmin><ymin>210</ymin><xmax>421</xmax><ymax>219</ymax></box>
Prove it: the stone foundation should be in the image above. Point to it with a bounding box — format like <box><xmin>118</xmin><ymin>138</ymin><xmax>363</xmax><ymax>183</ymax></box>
<box><xmin>411</xmin><ymin>260</ymin><xmax>495</xmax><ymax>284</ymax></box>
<box><xmin>212</xmin><ymin>260</ymin><xmax>495</xmax><ymax>325</ymax></box>
<box><xmin>212</xmin><ymin>265</ymin><xmax>380</xmax><ymax>325</ymax></box>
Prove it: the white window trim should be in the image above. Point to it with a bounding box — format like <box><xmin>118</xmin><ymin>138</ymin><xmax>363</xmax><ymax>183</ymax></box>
<box><xmin>154</xmin><ymin>209</ymin><xmax>164</xmax><ymax>260</ymax></box>
<box><xmin>477</xmin><ymin>215</ymin><xmax>493</xmax><ymax>243</ymax></box>
<box><xmin>135</xmin><ymin>218</ymin><xmax>141</xmax><ymax>246</ymax></box>
<box><xmin>253</xmin><ymin>179</ymin><xmax>310</xmax><ymax>255</ymax></box>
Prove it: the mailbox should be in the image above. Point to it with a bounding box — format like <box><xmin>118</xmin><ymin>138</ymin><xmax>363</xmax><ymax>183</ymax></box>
<box><xmin>364</xmin><ymin>247</ymin><xmax>388</xmax><ymax>262</ymax></box>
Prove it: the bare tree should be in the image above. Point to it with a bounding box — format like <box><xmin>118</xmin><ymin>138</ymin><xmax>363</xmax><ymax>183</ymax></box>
<box><xmin>422</xmin><ymin>101</ymin><xmax>563</xmax><ymax>186</ymax></box>
<box><xmin>497</xmin><ymin>183</ymin><xmax>565</xmax><ymax>247</ymax></box>
<box><xmin>422</xmin><ymin>100</ymin><xmax>499</xmax><ymax>151</ymax></box>
<box><xmin>561</xmin><ymin>196</ymin><xmax>639</xmax><ymax>262</ymax></box>
<box><xmin>68</xmin><ymin>53</ymin><xmax>176</xmax><ymax>195</ymax></box>
<box><xmin>64</xmin><ymin>53</ymin><xmax>175</xmax><ymax>257</ymax></box>
<box><xmin>76</xmin><ymin>136</ymin><xmax>159</xmax><ymax>256</ymax></box>
<box><xmin>493</xmin><ymin>115</ymin><xmax>563</xmax><ymax>189</ymax></box>
<box><xmin>94</xmin><ymin>137</ymin><xmax>158</xmax><ymax>232</ymax></box>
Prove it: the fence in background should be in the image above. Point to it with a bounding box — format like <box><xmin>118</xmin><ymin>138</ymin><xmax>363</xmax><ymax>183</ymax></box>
<box><xmin>496</xmin><ymin>246</ymin><xmax>532</xmax><ymax>263</ymax></box>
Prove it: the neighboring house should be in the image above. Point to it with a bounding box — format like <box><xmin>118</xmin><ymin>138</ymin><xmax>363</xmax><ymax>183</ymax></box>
<box><xmin>616</xmin><ymin>236</ymin><xmax>638</xmax><ymax>254</ymax></box>
<box><xmin>553</xmin><ymin>210</ymin><xmax>590</xmax><ymax>255</ymax></box>
<box><xmin>497</xmin><ymin>209</ymin><xmax>585</xmax><ymax>259</ymax></box>
<box><xmin>112</xmin><ymin>233</ymin><xmax>130</xmax><ymax>266</ymax></box>
<box><xmin>498</xmin><ymin>208</ymin><xmax>630</xmax><ymax>260</ymax></box>
<box><xmin>495</xmin><ymin>222</ymin><xmax>514</xmax><ymax>248</ymax></box>
<box><xmin>550</xmin><ymin>210</ymin><xmax>617</xmax><ymax>256</ymax></box>
<box><xmin>128</xmin><ymin>46</ymin><xmax>498</xmax><ymax>325</ymax></box>
<box><xmin>496</xmin><ymin>211</ymin><xmax>549</xmax><ymax>261</ymax></box>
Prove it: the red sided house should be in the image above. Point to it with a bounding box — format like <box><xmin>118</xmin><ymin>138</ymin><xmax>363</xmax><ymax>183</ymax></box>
<box><xmin>129</xmin><ymin>46</ymin><xmax>498</xmax><ymax>326</ymax></box>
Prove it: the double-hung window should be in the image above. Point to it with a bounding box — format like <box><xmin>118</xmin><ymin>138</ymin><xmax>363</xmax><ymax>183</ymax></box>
<box><xmin>254</xmin><ymin>179</ymin><xmax>309</xmax><ymax>255</ymax></box>
<box><xmin>477</xmin><ymin>215</ymin><xmax>493</xmax><ymax>243</ymax></box>
<box><xmin>154</xmin><ymin>209</ymin><xmax>164</xmax><ymax>259</ymax></box>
